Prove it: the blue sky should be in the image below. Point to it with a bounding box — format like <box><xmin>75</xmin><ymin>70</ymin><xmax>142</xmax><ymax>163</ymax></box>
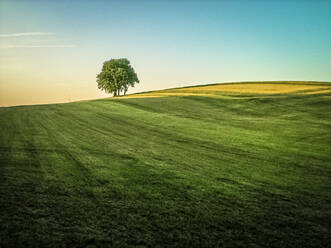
<box><xmin>1</xmin><ymin>0</ymin><xmax>331</xmax><ymax>106</ymax></box>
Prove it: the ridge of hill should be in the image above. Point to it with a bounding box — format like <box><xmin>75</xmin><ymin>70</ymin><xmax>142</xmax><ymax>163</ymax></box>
<box><xmin>120</xmin><ymin>81</ymin><xmax>331</xmax><ymax>99</ymax></box>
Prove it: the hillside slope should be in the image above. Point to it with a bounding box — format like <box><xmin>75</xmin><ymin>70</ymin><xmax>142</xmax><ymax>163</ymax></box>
<box><xmin>122</xmin><ymin>81</ymin><xmax>331</xmax><ymax>98</ymax></box>
<box><xmin>0</xmin><ymin>81</ymin><xmax>331</xmax><ymax>247</ymax></box>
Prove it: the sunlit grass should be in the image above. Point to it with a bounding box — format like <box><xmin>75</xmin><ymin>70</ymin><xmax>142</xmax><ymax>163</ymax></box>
<box><xmin>301</xmin><ymin>89</ymin><xmax>331</xmax><ymax>94</ymax></box>
<box><xmin>174</xmin><ymin>83</ymin><xmax>329</xmax><ymax>94</ymax></box>
<box><xmin>121</xmin><ymin>81</ymin><xmax>331</xmax><ymax>99</ymax></box>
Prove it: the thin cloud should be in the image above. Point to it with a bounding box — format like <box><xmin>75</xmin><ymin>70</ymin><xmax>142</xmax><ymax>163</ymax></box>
<box><xmin>1</xmin><ymin>44</ymin><xmax>75</xmax><ymax>49</ymax></box>
<box><xmin>0</xmin><ymin>32</ymin><xmax>56</xmax><ymax>38</ymax></box>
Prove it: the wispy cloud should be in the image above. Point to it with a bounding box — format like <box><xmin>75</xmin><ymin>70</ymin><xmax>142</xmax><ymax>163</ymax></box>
<box><xmin>1</xmin><ymin>44</ymin><xmax>76</xmax><ymax>49</ymax></box>
<box><xmin>0</xmin><ymin>32</ymin><xmax>56</xmax><ymax>38</ymax></box>
<box><xmin>0</xmin><ymin>32</ymin><xmax>75</xmax><ymax>49</ymax></box>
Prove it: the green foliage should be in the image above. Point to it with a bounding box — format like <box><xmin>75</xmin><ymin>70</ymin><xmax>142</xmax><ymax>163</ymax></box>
<box><xmin>97</xmin><ymin>58</ymin><xmax>139</xmax><ymax>96</ymax></box>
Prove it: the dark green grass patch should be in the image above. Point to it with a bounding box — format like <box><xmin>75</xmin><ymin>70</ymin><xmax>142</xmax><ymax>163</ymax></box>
<box><xmin>0</xmin><ymin>92</ymin><xmax>331</xmax><ymax>247</ymax></box>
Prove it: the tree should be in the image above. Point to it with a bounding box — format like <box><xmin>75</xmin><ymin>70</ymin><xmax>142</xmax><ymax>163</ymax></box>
<box><xmin>96</xmin><ymin>58</ymin><xmax>139</xmax><ymax>97</ymax></box>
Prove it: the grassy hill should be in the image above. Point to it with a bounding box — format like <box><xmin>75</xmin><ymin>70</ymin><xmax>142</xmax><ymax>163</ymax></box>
<box><xmin>1</xmin><ymin>81</ymin><xmax>331</xmax><ymax>247</ymax></box>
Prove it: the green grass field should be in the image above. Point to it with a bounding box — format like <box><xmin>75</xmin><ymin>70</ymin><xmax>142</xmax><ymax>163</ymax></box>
<box><xmin>1</xmin><ymin>81</ymin><xmax>331</xmax><ymax>247</ymax></box>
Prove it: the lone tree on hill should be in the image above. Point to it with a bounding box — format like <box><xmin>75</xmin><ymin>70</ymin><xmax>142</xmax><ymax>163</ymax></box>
<box><xmin>97</xmin><ymin>58</ymin><xmax>139</xmax><ymax>96</ymax></box>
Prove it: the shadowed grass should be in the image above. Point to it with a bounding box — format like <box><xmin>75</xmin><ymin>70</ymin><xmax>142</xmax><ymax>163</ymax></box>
<box><xmin>0</xmin><ymin>81</ymin><xmax>331</xmax><ymax>247</ymax></box>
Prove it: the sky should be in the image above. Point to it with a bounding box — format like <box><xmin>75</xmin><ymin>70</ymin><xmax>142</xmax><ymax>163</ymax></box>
<box><xmin>0</xmin><ymin>0</ymin><xmax>331</xmax><ymax>106</ymax></box>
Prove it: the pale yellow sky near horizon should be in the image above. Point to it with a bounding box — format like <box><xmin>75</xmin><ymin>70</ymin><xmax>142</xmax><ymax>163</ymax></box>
<box><xmin>1</xmin><ymin>1</ymin><xmax>331</xmax><ymax>107</ymax></box>
<box><xmin>0</xmin><ymin>44</ymin><xmax>270</xmax><ymax>107</ymax></box>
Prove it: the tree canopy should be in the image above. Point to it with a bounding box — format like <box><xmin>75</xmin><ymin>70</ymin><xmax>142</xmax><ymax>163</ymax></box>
<box><xmin>96</xmin><ymin>58</ymin><xmax>139</xmax><ymax>96</ymax></box>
